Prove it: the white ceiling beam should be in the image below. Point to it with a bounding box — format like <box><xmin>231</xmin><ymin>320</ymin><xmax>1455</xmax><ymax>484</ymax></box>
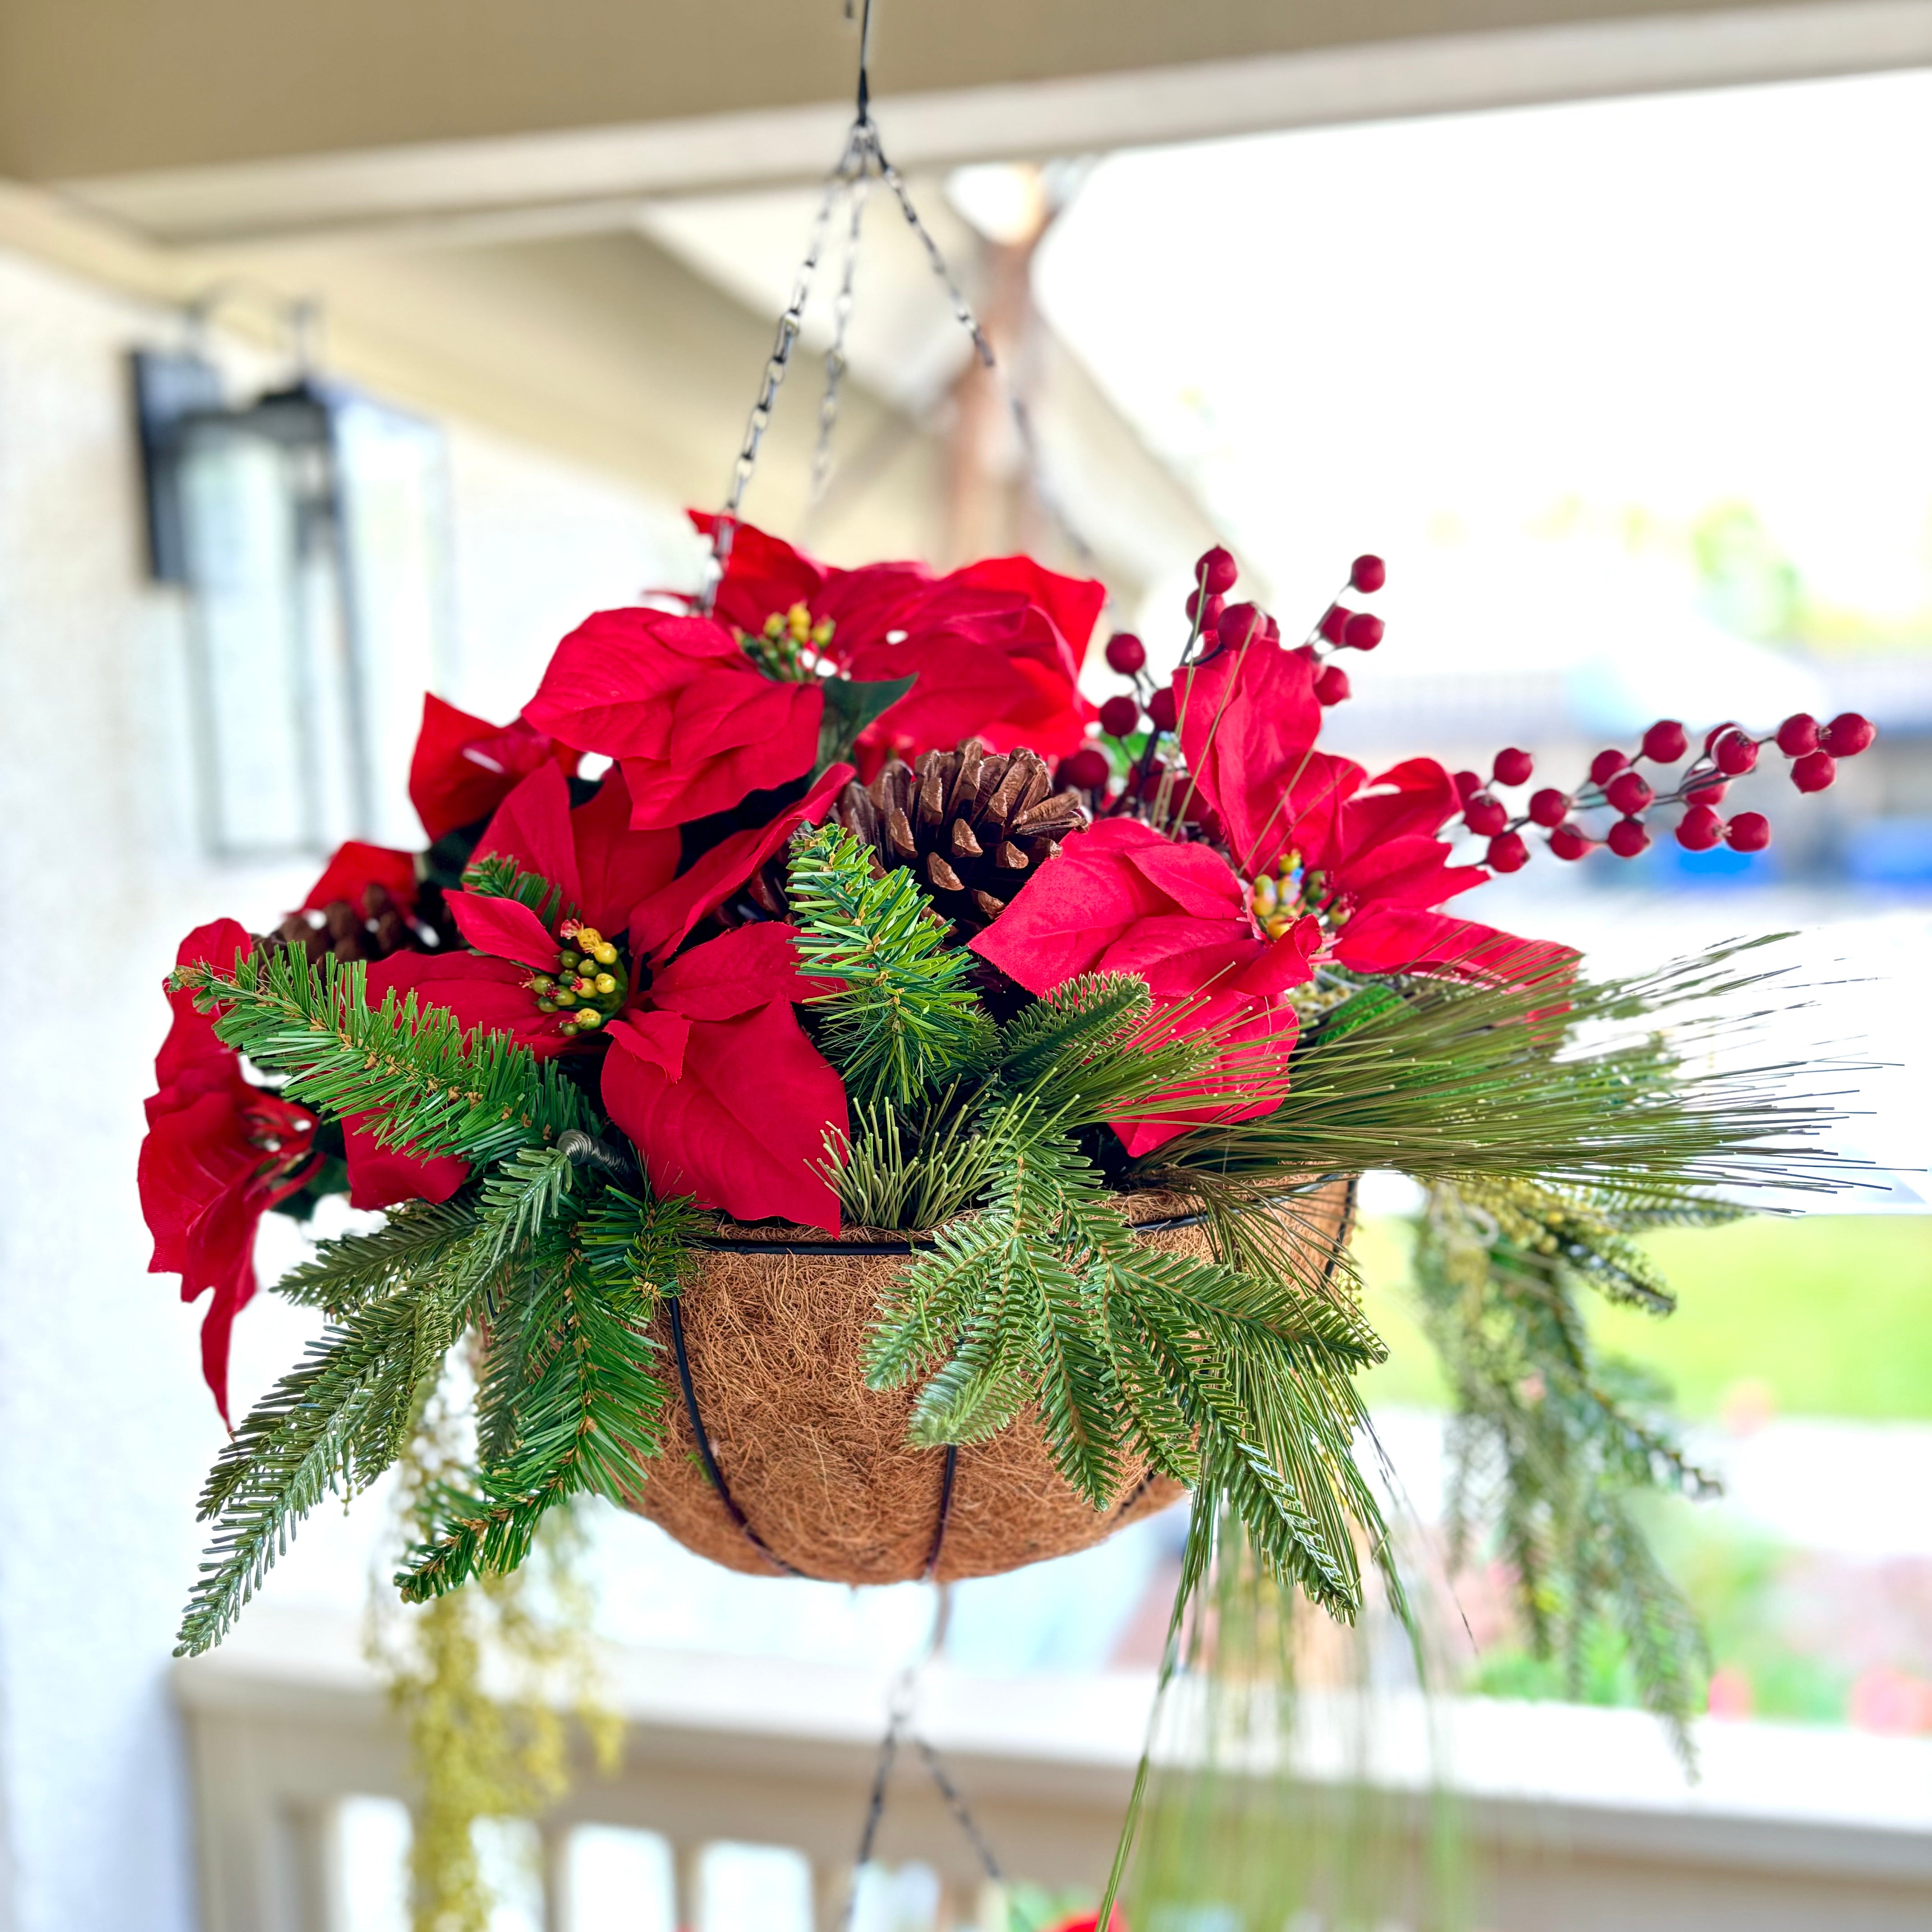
<box><xmin>53</xmin><ymin>1</ymin><xmax>1932</xmax><ymax>250</ymax></box>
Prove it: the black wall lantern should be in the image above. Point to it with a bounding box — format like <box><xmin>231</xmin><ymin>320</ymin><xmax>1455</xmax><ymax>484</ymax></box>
<box><xmin>133</xmin><ymin>315</ymin><xmax>452</xmax><ymax>861</ymax></box>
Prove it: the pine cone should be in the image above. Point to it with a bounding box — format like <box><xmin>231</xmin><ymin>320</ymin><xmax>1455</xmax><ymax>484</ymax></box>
<box><xmin>833</xmin><ymin>740</ymin><xmax>1088</xmax><ymax>934</ymax></box>
<box><xmin>265</xmin><ymin>881</ymin><xmax>456</xmax><ymax>964</ymax></box>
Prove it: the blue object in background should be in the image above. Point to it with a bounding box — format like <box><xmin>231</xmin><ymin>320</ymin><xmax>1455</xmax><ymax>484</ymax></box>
<box><xmin>1848</xmin><ymin>818</ymin><xmax>1932</xmax><ymax>888</ymax></box>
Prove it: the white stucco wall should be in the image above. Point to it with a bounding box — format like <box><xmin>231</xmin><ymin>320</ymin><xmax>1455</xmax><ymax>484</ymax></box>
<box><xmin>0</xmin><ymin>240</ymin><xmax>685</xmax><ymax>1932</ymax></box>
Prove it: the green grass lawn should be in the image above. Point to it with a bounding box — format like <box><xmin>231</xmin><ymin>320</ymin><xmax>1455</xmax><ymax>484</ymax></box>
<box><xmin>1354</xmin><ymin>1212</ymin><xmax>1932</xmax><ymax>1421</ymax></box>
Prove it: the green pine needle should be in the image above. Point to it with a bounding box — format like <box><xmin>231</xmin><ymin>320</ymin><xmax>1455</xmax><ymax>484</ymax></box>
<box><xmin>174</xmin><ymin>945</ymin><xmax>592</xmax><ymax>1162</ymax></box>
<box><xmin>786</xmin><ymin>823</ymin><xmax>996</xmax><ymax>1107</ymax></box>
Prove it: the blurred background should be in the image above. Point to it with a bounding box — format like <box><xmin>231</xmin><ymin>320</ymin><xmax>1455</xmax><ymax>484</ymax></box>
<box><xmin>0</xmin><ymin>3</ymin><xmax>1928</xmax><ymax>1929</ymax></box>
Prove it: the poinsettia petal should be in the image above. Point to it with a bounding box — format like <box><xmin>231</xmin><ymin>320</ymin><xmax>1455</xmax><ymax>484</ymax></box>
<box><xmin>1340</xmin><ymin>758</ymin><xmax>1461</xmax><ymax>856</ymax></box>
<box><xmin>1335</xmin><ymin>907</ymin><xmax>1578</xmax><ymax>987</ymax></box>
<box><xmin>366</xmin><ymin>951</ymin><xmax>567</xmax><ymax>1056</ymax></box>
<box><xmin>302</xmin><ymin>842</ymin><xmax>419</xmax><ymax>917</ymax></box>
<box><xmin>970</xmin><ymin>820</ymin><xmax>1213</xmax><ymax>994</ymax></box>
<box><xmin>646</xmin><ymin>923</ymin><xmax>813</xmax><ymax>1021</ymax></box>
<box><xmin>408</xmin><ymin>693</ymin><xmax>577</xmax><ymax>842</ymax></box>
<box><xmin>689</xmin><ymin>511</ymin><xmax>828</xmax><ymax>639</ymax></box>
<box><xmin>474</xmin><ymin>763</ymin><xmax>582</xmax><ymax>914</ymax></box>
<box><xmin>570</xmin><ymin>766</ymin><xmax>682</xmax><ymax>938</ymax></box>
<box><xmin>153</xmin><ymin>919</ymin><xmax>253</xmax><ymax>1095</ymax></box>
<box><xmin>627</xmin><ymin>764</ymin><xmax>853</xmax><ymax>962</ymax></box>
<box><xmin>617</xmin><ymin>676</ymin><xmax>823</xmax><ymax>830</ymax></box>
<box><xmin>951</xmin><ymin>555</ymin><xmax>1106</xmax><ymax>665</ymax></box>
<box><xmin>1338</xmin><ymin>835</ymin><xmax>1488</xmax><ymax>910</ymax></box>
<box><xmin>525</xmin><ymin>607</ymin><xmax>746</xmax><ymax>755</ymax></box>
<box><xmin>446</xmin><ymin>891</ymin><xmax>561</xmax><ymax>972</ymax></box>
<box><xmin>343</xmin><ymin>1113</ymin><xmax>469</xmax><ymax>1210</ymax></box>
<box><xmin>847</xmin><ymin>635</ymin><xmax>1030</xmax><ymax>755</ymax></box>
<box><xmin>602</xmin><ymin>1001</ymin><xmax>846</xmax><ymax>1231</ymax></box>
<box><xmin>195</xmin><ymin>1253</ymin><xmax>257</xmax><ymax>1430</ymax></box>
<box><xmin>605</xmin><ymin>1009</ymin><xmax>690</xmax><ymax>1080</ymax></box>
<box><xmin>1175</xmin><ymin>641</ymin><xmax>1325</xmax><ymax>874</ymax></box>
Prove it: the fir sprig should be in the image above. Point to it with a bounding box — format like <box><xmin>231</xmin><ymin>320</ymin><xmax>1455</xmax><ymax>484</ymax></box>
<box><xmin>786</xmin><ymin>823</ymin><xmax>996</xmax><ymax>1106</ymax></box>
<box><xmin>175</xmin><ymin>945</ymin><xmax>591</xmax><ymax>1162</ymax></box>
<box><xmin>1152</xmin><ymin>941</ymin><xmax>1859</xmax><ymax>1202</ymax></box>
<box><xmin>399</xmin><ymin>1188</ymin><xmax>695</xmax><ymax>1601</ymax></box>
<box><xmin>460</xmin><ymin>852</ymin><xmax>567</xmax><ymax>925</ymax></box>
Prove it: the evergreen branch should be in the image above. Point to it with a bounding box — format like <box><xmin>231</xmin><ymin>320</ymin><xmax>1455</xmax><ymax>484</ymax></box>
<box><xmin>474</xmin><ymin>1145</ymin><xmax>577</xmax><ymax>1273</ymax></box>
<box><xmin>1415</xmin><ymin>1181</ymin><xmax>1716</xmax><ymax>1756</ymax></box>
<box><xmin>825</xmin><ymin>1092</ymin><xmax>996</xmax><ymax>1231</ymax></box>
<box><xmin>1154</xmin><ymin>941</ymin><xmax>1864</xmax><ymax>1202</ymax></box>
<box><xmin>786</xmin><ymin>822</ymin><xmax>996</xmax><ymax>1106</ymax></box>
<box><xmin>176</xmin><ymin>1264</ymin><xmax>482</xmax><ymax>1656</ymax></box>
<box><xmin>405</xmin><ymin>1187</ymin><xmax>694</xmax><ymax>1600</ymax></box>
<box><xmin>174</xmin><ymin>946</ymin><xmax>592</xmax><ymax>1160</ymax></box>
<box><xmin>460</xmin><ymin>852</ymin><xmax>567</xmax><ymax>925</ymax></box>
<box><xmin>400</xmin><ymin>1234</ymin><xmax>667</xmax><ymax>1602</ymax></box>
<box><xmin>271</xmin><ymin>1200</ymin><xmax>479</xmax><ymax>1317</ymax></box>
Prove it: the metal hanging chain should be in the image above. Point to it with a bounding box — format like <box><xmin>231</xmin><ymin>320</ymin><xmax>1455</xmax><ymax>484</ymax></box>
<box><xmin>809</xmin><ymin>170</ymin><xmax>873</xmax><ymax>510</ymax></box>
<box><xmin>834</xmin><ymin>1588</ymin><xmax>1004</xmax><ymax>1929</ymax></box>
<box><xmin>706</xmin><ymin>0</ymin><xmax>1090</xmax><ymax>603</ymax></box>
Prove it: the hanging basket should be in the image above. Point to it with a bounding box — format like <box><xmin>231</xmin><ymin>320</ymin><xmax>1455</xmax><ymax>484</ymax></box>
<box><xmin>626</xmin><ymin>1177</ymin><xmax>1359</xmax><ymax>1585</ymax></box>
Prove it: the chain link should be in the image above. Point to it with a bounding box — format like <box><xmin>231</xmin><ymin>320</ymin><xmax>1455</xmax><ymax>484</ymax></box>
<box><xmin>705</xmin><ymin>0</ymin><xmax>1091</xmax><ymax>605</ymax></box>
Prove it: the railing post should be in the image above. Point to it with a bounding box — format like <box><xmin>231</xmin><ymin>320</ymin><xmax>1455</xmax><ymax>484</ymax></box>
<box><xmin>674</xmin><ymin>1839</ymin><xmax>708</xmax><ymax>1932</ymax></box>
<box><xmin>812</xmin><ymin>1858</ymin><xmax>854</xmax><ymax>1932</ymax></box>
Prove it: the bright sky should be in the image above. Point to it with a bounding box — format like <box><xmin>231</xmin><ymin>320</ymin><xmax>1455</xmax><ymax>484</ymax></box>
<box><xmin>1034</xmin><ymin>69</ymin><xmax>1932</xmax><ymax>650</ymax></box>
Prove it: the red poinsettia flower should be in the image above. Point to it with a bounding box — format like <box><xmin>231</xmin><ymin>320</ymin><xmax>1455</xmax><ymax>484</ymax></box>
<box><xmin>1173</xmin><ymin>641</ymin><xmax>1568</xmax><ymax>983</ymax></box>
<box><xmin>692</xmin><ymin>512</ymin><xmax>1103</xmax><ymax>769</ymax></box>
<box><xmin>140</xmin><ymin>921</ymin><xmax>320</xmax><ymax>1424</ymax></box>
<box><xmin>971</xmin><ymin>819</ymin><xmax>1318</xmax><ymax>1157</ymax></box>
<box><xmin>523</xmin><ymin>606</ymin><xmax>825</xmax><ymax>831</ymax></box>
<box><xmin>368</xmin><ymin>762</ymin><xmax>681</xmax><ymax>1058</ymax></box>
<box><xmin>602</xmin><ymin>921</ymin><xmax>847</xmax><ymax>1231</ymax></box>
<box><xmin>367</xmin><ymin>762</ymin><xmax>852</xmax><ymax>1227</ymax></box>
<box><xmin>408</xmin><ymin>692</ymin><xmax>580</xmax><ymax>842</ymax></box>
<box><xmin>303</xmin><ymin>839</ymin><xmax>420</xmax><ymax>918</ymax></box>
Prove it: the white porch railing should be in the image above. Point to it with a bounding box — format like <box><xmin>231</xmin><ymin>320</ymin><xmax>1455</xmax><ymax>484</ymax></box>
<box><xmin>175</xmin><ymin>1603</ymin><xmax>1932</xmax><ymax>1932</ymax></box>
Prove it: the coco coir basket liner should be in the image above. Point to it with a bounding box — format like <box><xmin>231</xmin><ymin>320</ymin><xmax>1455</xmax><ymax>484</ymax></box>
<box><xmin>625</xmin><ymin>1176</ymin><xmax>1359</xmax><ymax>1586</ymax></box>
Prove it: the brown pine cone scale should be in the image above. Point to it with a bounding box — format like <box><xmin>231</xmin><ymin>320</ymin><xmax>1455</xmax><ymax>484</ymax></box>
<box><xmin>833</xmin><ymin>739</ymin><xmax>1088</xmax><ymax>934</ymax></box>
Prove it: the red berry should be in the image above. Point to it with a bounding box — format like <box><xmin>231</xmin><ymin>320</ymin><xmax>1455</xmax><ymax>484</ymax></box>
<box><xmin>1186</xmin><ymin>589</ymin><xmax>1224</xmax><ymax>630</ymax></box>
<box><xmin>1606</xmin><ymin>816</ymin><xmax>1651</xmax><ymax>859</ymax></box>
<box><xmin>1350</xmin><ymin>553</ymin><xmax>1387</xmax><ymax>593</ymax></box>
<box><xmin>1791</xmin><ymin>749</ymin><xmax>1836</xmax><ymax>793</ymax></box>
<box><xmin>1821</xmin><ymin>711</ymin><xmax>1876</xmax><ymax>757</ymax></box>
<box><xmin>1704</xmin><ymin>720</ymin><xmax>1743</xmax><ymax>753</ymax></box>
<box><xmin>1604</xmin><ymin>770</ymin><xmax>1655</xmax><ymax>815</ymax></box>
<box><xmin>1463</xmin><ymin>793</ymin><xmax>1509</xmax><ymax>837</ymax></box>
<box><xmin>1342</xmin><ymin>612</ymin><xmax>1385</xmax><ymax>651</ymax></box>
<box><xmin>1061</xmin><ymin>747</ymin><xmax>1111</xmax><ymax>791</ymax></box>
<box><xmin>1319</xmin><ymin>604</ymin><xmax>1352</xmax><ymax>645</ymax></box>
<box><xmin>1104</xmin><ymin>631</ymin><xmax>1146</xmax><ymax>676</ymax></box>
<box><xmin>1491</xmin><ymin>747</ymin><xmax>1534</xmax><ymax>787</ymax></box>
<box><xmin>1775</xmin><ymin>712</ymin><xmax>1818</xmax><ymax>757</ymax></box>
<box><xmin>1713</xmin><ymin>730</ymin><xmax>1759</xmax><ymax>776</ymax></box>
<box><xmin>1641</xmin><ymin>718</ymin><xmax>1689</xmax><ymax>763</ymax></box>
<box><xmin>1314</xmin><ymin>664</ymin><xmax>1351</xmax><ymax>706</ymax></box>
<box><xmin>1487</xmin><ymin>831</ymin><xmax>1529</xmax><ymax>873</ymax></box>
<box><xmin>1261</xmin><ymin>614</ymin><xmax>1281</xmax><ymax>644</ymax></box>
<box><xmin>1686</xmin><ymin>779</ymin><xmax>1729</xmax><ymax>806</ymax></box>
<box><xmin>1675</xmin><ymin>805</ymin><xmax>1723</xmax><ymax>851</ymax></box>
<box><xmin>1589</xmin><ymin>748</ymin><xmax>1629</xmax><ymax>785</ymax></box>
<box><xmin>1219</xmin><ymin>601</ymin><xmax>1268</xmax><ymax>648</ymax></box>
<box><xmin>1527</xmin><ymin>787</ymin><xmax>1569</xmax><ymax>828</ymax></box>
<box><xmin>1725</xmin><ymin>811</ymin><xmax>1771</xmax><ymax>852</ymax></box>
<box><xmin>1146</xmin><ymin>686</ymin><xmax>1178</xmax><ymax>733</ymax></box>
<box><xmin>1549</xmin><ymin>823</ymin><xmax>1593</xmax><ymax>861</ymax></box>
<box><xmin>1128</xmin><ymin>755</ymin><xmax>1168</xmax><ymax>796</ymax></box>
<box><xmin>1197</xmin><ymin>546</ymin><xmax>1238</xmax><ymax>595</ymax></box>
<box><xmin>1453</xmin><ymin>769</ymin><xmax>1483</xmax><ymax>801</ymax></box>
<box><xmin>1098</xmin><ymin>695</ymin><xmax>1141</xmax><ymax>737</ymax></box>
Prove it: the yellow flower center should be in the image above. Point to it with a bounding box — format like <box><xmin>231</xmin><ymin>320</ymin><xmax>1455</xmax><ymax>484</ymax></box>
<box><xmin>530</xmin><ymin>921</ymin><xmax>627</xmax><ymax>1038</ymax></box>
